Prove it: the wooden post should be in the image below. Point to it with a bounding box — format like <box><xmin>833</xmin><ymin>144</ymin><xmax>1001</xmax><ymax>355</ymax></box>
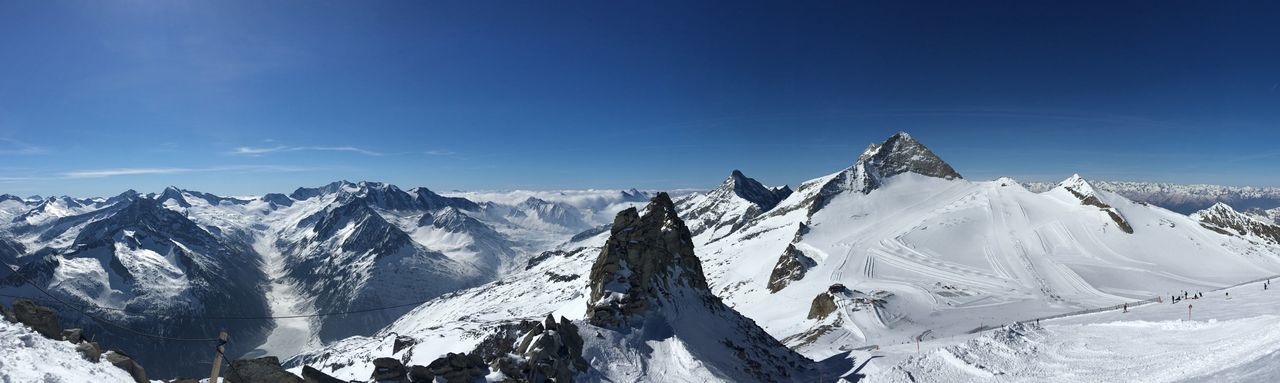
<box><xmin>209</xmin><ymin>331</ymin><xmax>229</xmax><ymax>382</ymax></box>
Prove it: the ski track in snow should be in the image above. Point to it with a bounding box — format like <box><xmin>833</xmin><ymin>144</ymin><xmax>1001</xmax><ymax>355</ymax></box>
<box><xmin>865</xmin><ymin>279</ymin><xmax>1280</xmax><ymax>383</ymax></box>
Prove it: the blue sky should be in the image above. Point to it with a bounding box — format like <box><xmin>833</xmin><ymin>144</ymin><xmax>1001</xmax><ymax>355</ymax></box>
<box><xmin>1</xmin><ymin>1</ymin><xmax>1278</xmax><ymax>197</ymax></box>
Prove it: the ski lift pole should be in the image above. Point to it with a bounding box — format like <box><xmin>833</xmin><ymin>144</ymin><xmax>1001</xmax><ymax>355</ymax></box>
<box><xmin>209</xmin><ymin>330</ymin><xmax>229</xmax><ymax>382</ymax></box>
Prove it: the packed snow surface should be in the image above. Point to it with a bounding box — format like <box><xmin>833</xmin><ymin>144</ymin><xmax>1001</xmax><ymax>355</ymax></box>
<box><xmin>866</xmin><ymin>279</ymin><xmax>1280</xmax><ymax>382</ymax></box>
<box><xmin>0</xmin><ymin>320</ymin><xmax>136</xmax><ymax>383</ymax></box>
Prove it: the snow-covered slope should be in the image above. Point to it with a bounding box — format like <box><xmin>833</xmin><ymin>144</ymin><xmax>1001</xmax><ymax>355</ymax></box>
<box><xmin>0</xmin><ymin>320</ymin><xmax>137</xmax><ymax>383</ymax></box>
<box><xmin>287</xmin><ymin>193</ymin><xmax>835</xmax><ymax>382</ymax></box>
<box><xmin>277</xmin><ymin>132</ymin><xmax>1280</xmax><ymax>382</ymax></box>
<box><xmin>692</xmin><ymin>133</ymin><xmax>1280</xmax><ymax>360</ymax></box>
<box><xmin>868</xmin><ymin>278</ymin><xmax>1280</xmax><ymax>382</ymax></box>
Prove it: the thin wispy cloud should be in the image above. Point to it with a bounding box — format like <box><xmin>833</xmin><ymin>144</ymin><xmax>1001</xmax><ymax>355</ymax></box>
<box><xmin>424</xmin><ymin>150</ymin><xmax>456</xmax><ymax>156</ymax></box>
<box><xmin>0</xmin><ymin>138</ymin><xmax>48</xmax><ymax>155</ymax></box>
<box><xmin>231</xmin><ymin>145</ymin><xmax>384</xmax><ymax>156</ymax></box>
<box><xmin>62</xmin><ymin>165</ymin><xmax>313</xmax><ymax>179</ymax></box>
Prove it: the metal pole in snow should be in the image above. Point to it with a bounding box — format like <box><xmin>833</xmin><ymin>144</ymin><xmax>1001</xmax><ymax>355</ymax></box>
<box><xmin>1188</xmin><ymin>304</ymin><xmax>1192</xmax><ymax>321</ymax></box>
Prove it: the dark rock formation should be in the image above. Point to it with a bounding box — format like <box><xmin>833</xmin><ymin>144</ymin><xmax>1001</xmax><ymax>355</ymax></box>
<box><xmin>476</xmin><ymin>314</ymin><xmax>588</xmax><ymax>383</ymax></box>
<box><xmin>371</xmin><ymin>357</ymin><xmax>409</xmax><ymax>382</ymax></box>
<box><xmin>11</xmin><ymin>299</ymin><xmax>61</xmax><ymax>339</ymax></box>
<box><xmin>225</xmin><ymin>356</ymin><xmax>303</xmax><ymax>383</ymax></box>
<box><xmin>61</xmin><ymin>328</ymin><xmax>83</xmax><ymax>343</ymax></box>
<box><xmin>767</xmin><ymin>244</ymin><xmax>816</xmax><ymax>293</ymax></box>
<box><xmin>300</xmin><ymin>366</ymin><xmax>346</xmax><ymax>383</ymax></box>
<box><xmin>807</xmin><ymin>291</ymin><xmax>838</xmax><ymax>320</ymax></box>
<box><xmin>426</xmin><ymin>352</ymin><xmax>487</xmax><ymax>383</ymax></box>
<box><xmin>407</xmin><ymin>365</ymin><xmax>433</xmax><ymax>383</ymax></box>
<box><xmin>586</xmin><ymin>193</ymin><xmax>710</xmax><ymax>327</ymax></box>
<box><xmin>75</xmin><ymin>341</ymin><xmax>101</xmax><ymax>363</ymax></box>
<box><xmin>103</xmin><ymin>351</ymin><xmax>149</xmax><ymax>383</ymax></box>
<box><xmin>1197</xmin><ymin>203</ymin><xmax>1280</xmax><ymax>244</ymax></box>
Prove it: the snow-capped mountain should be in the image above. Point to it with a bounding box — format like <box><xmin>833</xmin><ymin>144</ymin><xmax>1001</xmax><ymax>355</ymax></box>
<box><xmin>676</xmin><ymin>170</ymin><xmax>792</xmax><ymax>241</ymax></box>
<box><xmin>1024</xmin><ymin>180</ymin><xmax>1280</xmax><ymax>215</ymax></box>
<box><xmin>275</xmin><ymin>132</ymin><xmax>1280</xmax><ymax>382</ymax></box>
<box><xmin>1193</xmin><ymin>203</ymin><xmax>1280</xmax><ymax>246</ymax></box>
<box><xmin>0</xmin><ymin>195</ymin><xmax>272</xmax><ymax>378</ymax></box>
<box><xmin>4</xmin><ymin>132</ymin><xmax>1280</xmax><ymax>381</ymax></box>
<box><xmin>286</xmin><ymin>194</ymin><xmax>833</xmax><ymax>382</ymax></box>
<box><xmin>0</xmin><ymin>181</ymin><xmax>656</xmax><ymax>379</ymax></box>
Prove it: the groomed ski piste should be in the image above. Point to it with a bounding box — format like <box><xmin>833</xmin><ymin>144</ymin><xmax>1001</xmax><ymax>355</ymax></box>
<box><xmin>861</xmin><ymin>277</ymin><xmax>1280</xmax><ymax>382</ymax></box>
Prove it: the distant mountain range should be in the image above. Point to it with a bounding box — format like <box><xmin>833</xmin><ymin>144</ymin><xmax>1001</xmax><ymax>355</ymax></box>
<box><xmin>3</xmin><ymin>132</ymin><xmax>1279</xmax><ymax>380</ymax></box>
<box><xmin>1023</xmin><ymin>180</ymin><xmax>1280</xmax><ymax>218</ymax></box>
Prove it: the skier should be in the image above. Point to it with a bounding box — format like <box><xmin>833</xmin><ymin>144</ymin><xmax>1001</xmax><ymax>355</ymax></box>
<box><xmin>1123</xmin><ymin>303</ymin><xmax>1128</xmax><ymax>313</ymax></box>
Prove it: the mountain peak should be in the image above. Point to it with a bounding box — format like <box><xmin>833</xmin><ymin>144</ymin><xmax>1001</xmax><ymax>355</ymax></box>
<box><xmin>716</xmin><ymin>170</ymin><xmax>789</xmax><ymax>211</ymax></box>
<box><xmin>856</xmin><ymin>132</ymin><xmax>960</xmax><ymax>182</ymax></box>
<box><xmin>586</xmin><ymin>192</ymin><xmax>709</xmax><ymax>327</ymax></box>
<box><xmin>1057</xmin><ymin>174</ymin><xmax>1101</xmax><ymax>200</ymax></box>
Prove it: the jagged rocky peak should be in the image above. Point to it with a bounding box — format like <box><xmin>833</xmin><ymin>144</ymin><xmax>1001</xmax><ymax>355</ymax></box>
<box><xmin>857</xmin><ymin>131</ymin><xmax>961</xmax><ymax>187</ymax></box>
<box><xmin>718</xmin><ymin>170</ymin><xmax>791</xmax><ymax>210</ymax></box>
<box><xmin>585</xmin><ymin>192</ymin><xmax>710</xmax><ymax>327</ymax></box>
<box><xmin>795</xmin><ymin>132</ymin><xmax>963</xmax><ymax>214</ymax></box>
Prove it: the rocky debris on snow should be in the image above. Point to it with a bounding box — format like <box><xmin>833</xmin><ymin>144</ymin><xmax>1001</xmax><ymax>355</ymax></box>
<box><xmin>586</xmin><ymin>192</ymin><xmax>711</xmax><ymax>327</ymax></box>
<box><xmin>393</xmin><ymin>335</ymin><xmax>417</xmax><ymax>354</ymax></box>
<box><xmin>61</xmin><ymin>327</ymin><xmax>83</xmax><ymax>343</ymax></box>
<box><xmin>477</xmin><ymin>314</ymin><xmax>589</xmax><ymax>383</ymax></box>
<box><xmin>425</xmin><ymin>352</ymin><xmax>487</xmax><ymax>383</ymax></box>
<box><xmin>225</xmin><ymin>356</ymin><xmax>303</xmax><ymax>383</ymax></box>
<box><xmin>103</xmin><ymin>350</ymin><xmax>149</xmax><ymax>383</ymax></box>
<box><xmin>767</xmin><ymin>244</ymin><xmax>816</xmax><ymax>293</ymax></box>
<box><xmin>75</xmin><ymin>341</ymin><xmax>101</xmax><ymax>363</ymax></box>
<box><xmin>301</xmin><ymin>365</ymin><xmax>347</xmax><ymax>383</ymax></box>
<box><xmin>371</xmin><ymin>357</ymin><xmax>409</xmax><ymax>382</ymax></box>
<box><xmin>808</xmin><ymin>289</ymin><xmax>838</xmax><ymax>320</ymax></box>
<box><xmin>11</xmin><ymin>299</ymin><xmax>62</xmax><ymax>339</ymax></box>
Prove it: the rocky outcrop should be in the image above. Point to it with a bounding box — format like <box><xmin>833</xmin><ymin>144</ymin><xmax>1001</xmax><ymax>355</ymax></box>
<box><xmin>300</xmin><ymin>366</ymin><xmax>346</xmax><ymax>383</ymax></box>
<box><xmin>75</xmin><ymin>341</ymin><xmax>101</xmax><ymax>363</ymax></box>
<box><xmin>425</xmin><ymin>352</ymin><xmax>487</xmax><ymax>383</ymax></box>
<box><xmin>61</xmin><ymin>328</ymin><xmax>83</xmax><ymax>343</ymax></box>
<box><xmin>767</xmin><ymin>244</ymin><xmax>816</xmax><ymax>293</ymax></box>
<box><xmin>103</xmin><ymin>351</ymin><xmax>149</xmax><ymax>383</ymax></box>
<box><xmin>371</xmin><ymin>357</ymin><xmax>409</xmax><ymax>382</ymax></box>
<box><xmin>11</xmin><ymin>299</ymin><xmax>61</xmax><ymax>339</ymax></box>
<box><xmin>586</xmin><ymin>192</ymin><xmax>711</xmax><ymax>327</ymax></box>
<box><xmin>224</xmin><ymin>356</ymin><xmax>303</xmax><ymax>383</ymax></box>
<box><xmin>480</xmin><ymin>314</ymin><xmax>589</xmax><ymax>383</ymax></box>
<box><xmin>1195</xmin><ymin>203</ymin><xmax>1280</xmax><ymax>245</ymax></box>
<box><xmin>807</xmin><ymin>291</ymin><xmax>838</xmax><ymax>320</ymax></box>
<box><xmin>0</xmin><ymin>302</ymin><xmax>13</xmax><ymax>323</ymax></box>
